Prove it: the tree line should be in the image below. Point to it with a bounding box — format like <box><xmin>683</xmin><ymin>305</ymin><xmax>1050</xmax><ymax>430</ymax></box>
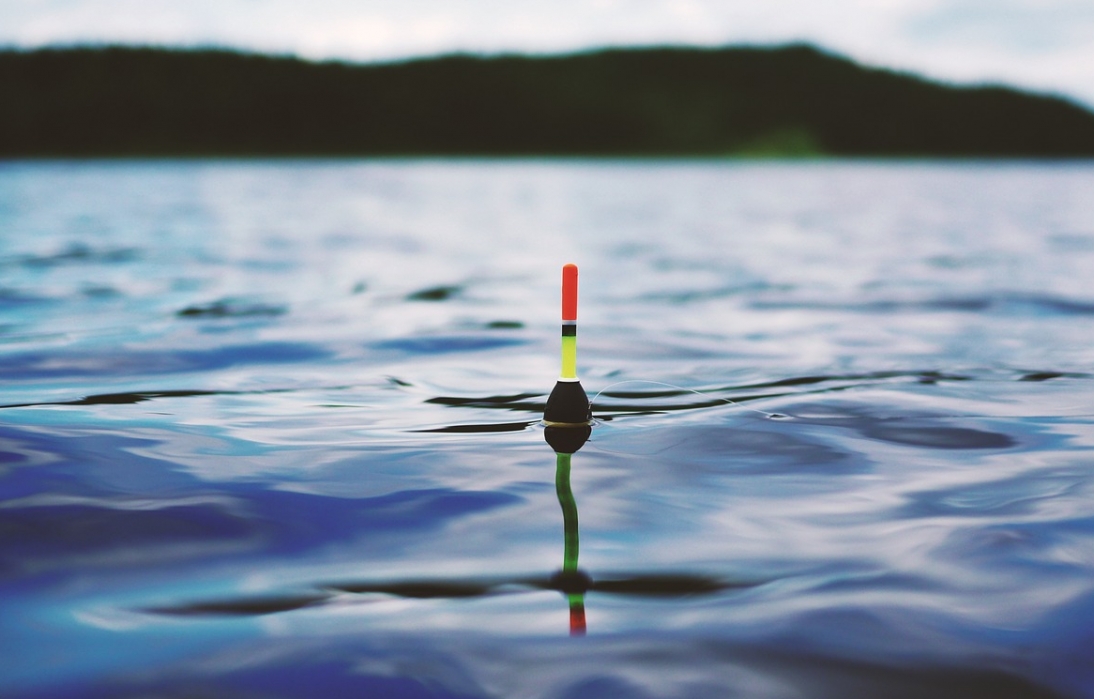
<box><xmin>3</xmin><ymin>44</ymin><xmax>1093</xmax><ymax>157</ymax></box>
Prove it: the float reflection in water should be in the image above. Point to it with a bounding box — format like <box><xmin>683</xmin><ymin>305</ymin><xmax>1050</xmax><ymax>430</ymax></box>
<box><xmin>543</xmin><ymin>263</ymin><xmax>594</xmax><ymax>635</ymax></box>
<box><xmin>546</xmin><ymin>425</ymin><xmax>592</xmax><ymax>636</ymax></box>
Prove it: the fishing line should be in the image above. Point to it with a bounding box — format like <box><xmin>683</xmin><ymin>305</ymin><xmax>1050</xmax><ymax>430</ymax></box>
<box><xmin>590</xmin><ymin>379</ymin><xmax>784</xmax><ymax>419</ymax></box>
<box><xmin>588</xmin><ymin>380</ymin><xmax>1094</xmax><ymax>422</ymax></box>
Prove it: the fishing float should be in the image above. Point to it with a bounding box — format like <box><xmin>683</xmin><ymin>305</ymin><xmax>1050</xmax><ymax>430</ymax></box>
<box><xmin>543</xmin><ymin>263</ymin><xmax>592</xmax><ymax>449</ymax></box>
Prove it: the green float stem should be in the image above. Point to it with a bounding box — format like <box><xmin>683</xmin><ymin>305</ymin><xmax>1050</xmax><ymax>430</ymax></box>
<box><xmin>555</xmin><ymin>452</ymin><xmax>579</xmax><ymax>572</ymax></box>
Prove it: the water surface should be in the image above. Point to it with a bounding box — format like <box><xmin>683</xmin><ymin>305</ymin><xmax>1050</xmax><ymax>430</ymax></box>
<box><xmin>2</xmin><ymin>160</ymin><xmax>1094</xmax><ymax>698</ymax></box>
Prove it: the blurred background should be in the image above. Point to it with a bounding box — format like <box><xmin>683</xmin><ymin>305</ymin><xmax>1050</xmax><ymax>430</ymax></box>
<box><xmin>3</xmin><ymin>3</ymin><xmax>1094</xmax><ymax>699</ymax></box>
<box><xmin>4</xmin><ymin>0</ymin><xmax>1094</xmax><ymax>105</ymax></box>
<box><xmin>3</xmin><ymin>0</ymin><xmax>1094</xmax><ymax>157</ymax></box>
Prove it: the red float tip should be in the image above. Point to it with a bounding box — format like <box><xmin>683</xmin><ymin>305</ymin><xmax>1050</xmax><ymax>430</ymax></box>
<box><xmin>562</xmin><ymin>264</ymin><xmax>578</xmax><ymax>321</ymax></box>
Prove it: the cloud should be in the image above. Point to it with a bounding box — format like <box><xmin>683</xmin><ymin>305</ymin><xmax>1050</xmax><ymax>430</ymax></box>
<box><xmin>904</xmin><ymin>0</ymin><xmax>1094</xmax><ymax>52</ymax></box>
<box><xmin>2</xmin><ymin>0</ymin><xmax>1093</xmax><ymax>107</ymax></box>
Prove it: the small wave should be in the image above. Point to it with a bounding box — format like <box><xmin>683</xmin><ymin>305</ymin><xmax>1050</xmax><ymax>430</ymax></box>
<box><xmin>415</xmin><ymin>421</ymin><xmax>538</xmax><ymax>434</ymax></box>
<box><xmin>750</xmin><ymin>292</ymin><xmax>1094</xmax><ymax>316</ymax></box>
<box><xmin>0</xmin><ymin>387</ymin><xmax>311</xmax><ymax>410</ymax></box>
<box><xmin>858</xmin><ymin>422</ymin><xmax>1016</xmax><ymax>449</ymax></box>
<box><xmin>427</xmin><ymin>393</ymin><xmax>542</xmax><ymax>410</ymax></box>
<box><xmin>639</xmin><ymin>281</ymin><xmax>793</xmax><ymax>304</ymax></box>
<box><xmin>0</xmin><ymin>498</ymin><xmax>257</xmax><ymax>578</ymax></box>
<box><xmin>144</xmin><ymin>593</ymin><xmax>329</xmax><ymax>617</ymax></box>
<box><xmin>143</xmin><ymin>571</ymin><xmax>763</xmax><ymax>618</ymax></box>
<box><xmin>779</xmin><ymin>402</ymin><xmax>1019</xmax><ymax>450</ymax></box>
<box><xmin>14</xmin><ymin>243</ymin><xmax>140</xmax><ymax>268</ymax></box>
<box><xmin>407</xmin><ymin>285</ymin><xmax>462</xmax><ymax>301</ymax></box>
<box><xmin>0</xmin><ymin>342</ymin><xmax>329</xmax><ymax>381</ymax></box>
<box><xmin>331</xmin><ymin>579</ymin><xmax>500</xmax><ymax>599</ymax></box>
<box><xmin>903</xmin><ymin>472</ymin><xmax>1080</xmax><ymax>518</ymax></box>
<box><xmin>0</xmin><ymin>478</ymin><xmax>522</xmax><ymax>580</ymax></box>
<box><xmin>0</xmin><ymin>288</ymin><xmax>54</xmax><ymax>308</ymax></box>
<box><xmin>424</xmin><ymin>371</ymin><xmax>986</xmax><ymax>420</ymax></box>
<box><xmin>1018</xmin><ymin>371</ymin><xmax>1088</xmax><ymax>382</ymax></box>
<box><xmin>590</xmin><ymin>369</ymin><xmax>1086</xmax><ymax>417</ymax></box>
<box><xmin>374</xmin><ymin>336</ymin><xmax>526</xmax><ymax>354</ymax></box>
<box><xmin>177</xmin><ymin>299</ymin><xmax>287</xmax><ymax>319</ymax></box>
<box><xmin>541</xmin><ymin>572</ymin><xmax>756</xmax><ymax>597</ymax></box>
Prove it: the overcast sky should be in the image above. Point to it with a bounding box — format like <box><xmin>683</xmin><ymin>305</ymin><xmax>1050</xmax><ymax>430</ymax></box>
<box><xmin>5</xmin><ymin>0</ymin><xmax>1094</xmax><ymax>108</ymax></box>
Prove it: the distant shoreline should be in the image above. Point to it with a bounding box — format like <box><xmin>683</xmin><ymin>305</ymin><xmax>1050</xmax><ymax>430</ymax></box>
<box><xmin>4</xmin><ymin>44</ymin><xmax>1094</xmax><ymax>159</ymax></box>
<box><xmin>5</xmin><ymin>156</ymin><xmax>1094</xmax><ymax>165</ymax></box>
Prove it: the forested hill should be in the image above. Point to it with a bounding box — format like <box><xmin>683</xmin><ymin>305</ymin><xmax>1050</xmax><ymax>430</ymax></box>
<box><xmin>3</xmin><ymin>44</ymin><xmax>1094</xmax><ymax>157</ymax></box>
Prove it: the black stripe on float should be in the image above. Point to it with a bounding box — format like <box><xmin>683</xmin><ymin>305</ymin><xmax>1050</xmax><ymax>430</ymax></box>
<box><xmin>561</xmin><ymin>325</ymin><xmax>577</xmax><ymax>336</ymax></box>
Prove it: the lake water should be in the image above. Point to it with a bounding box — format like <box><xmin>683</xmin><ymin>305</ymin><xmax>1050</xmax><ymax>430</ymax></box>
<box><xmin>2</xmin><ymin>160</ymin><xmax>1094</xmax><ymax>699</ymax></box>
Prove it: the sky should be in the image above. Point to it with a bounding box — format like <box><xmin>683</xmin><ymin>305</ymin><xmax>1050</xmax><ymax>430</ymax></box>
<box><xmin>4</xmin><ymin>0</ymin><xmax>1094</xmax><ymax>108</ymax></box>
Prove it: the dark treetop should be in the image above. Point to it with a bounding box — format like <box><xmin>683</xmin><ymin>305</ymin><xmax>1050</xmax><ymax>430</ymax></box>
<box><xmin>3</xmin><ymin>44</ymin><xmax>1094</xmax><ymax>157</ymax></box>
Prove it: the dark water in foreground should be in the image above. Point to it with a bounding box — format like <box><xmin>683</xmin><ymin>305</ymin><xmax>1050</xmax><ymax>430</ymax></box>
<box><xmin>2</xmin><ymin>160</ymin><xmax>1094</xmax><ymax>698</ymax></box>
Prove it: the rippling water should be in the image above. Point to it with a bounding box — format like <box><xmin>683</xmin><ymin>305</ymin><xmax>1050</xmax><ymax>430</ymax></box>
<box><xmin>2</xmin><ymin>160</ymin><xmax>1094</xmax><ymax>698</ymax></box>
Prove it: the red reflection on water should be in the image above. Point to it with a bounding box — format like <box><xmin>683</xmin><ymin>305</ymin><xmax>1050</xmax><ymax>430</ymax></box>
<box><xmin>569</xmin><ymin>600</ymin><xmax>586</xmax><ymax>636</ymax></box>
